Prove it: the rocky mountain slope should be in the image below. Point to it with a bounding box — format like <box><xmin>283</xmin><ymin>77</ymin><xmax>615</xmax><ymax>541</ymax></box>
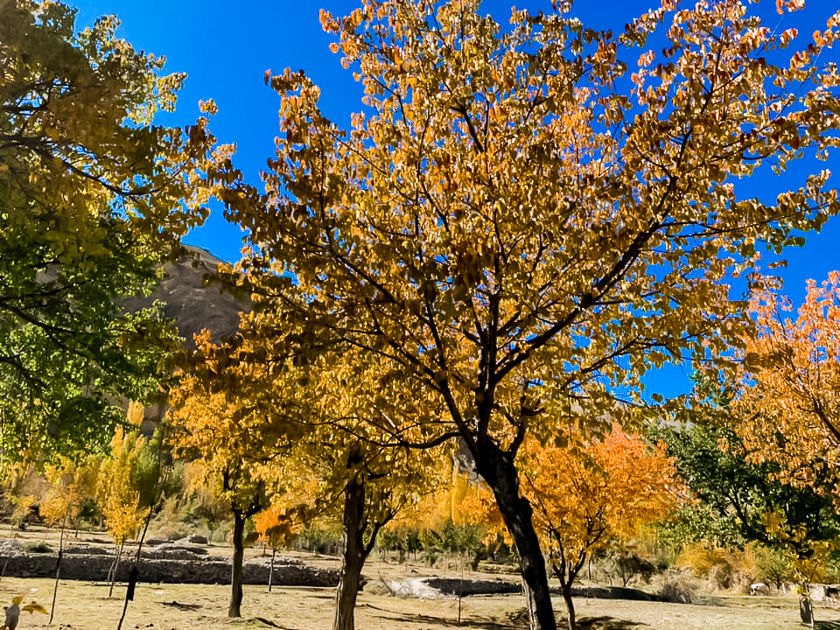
<box><xmin>122</xmin><ymin>246</ymin><xmax>248</xmax><ymax>348</ymax></box>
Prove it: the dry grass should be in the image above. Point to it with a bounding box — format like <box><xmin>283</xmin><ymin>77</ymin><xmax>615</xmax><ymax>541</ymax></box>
<box><xmin>3</xmin><ymin>527</ymin><xmax>840</xmax><ymax>629</ymax></box>
<box><xmin>3</xmin><ymin>576</ymin><xmax>840</xmax><ymax>629</ymax></box>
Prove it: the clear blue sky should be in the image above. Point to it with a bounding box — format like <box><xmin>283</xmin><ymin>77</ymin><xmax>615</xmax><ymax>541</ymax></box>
<box><xmin>71</xmin><ymin>0</ymin><xmax>840</xmax><ymax>397</ymax></box>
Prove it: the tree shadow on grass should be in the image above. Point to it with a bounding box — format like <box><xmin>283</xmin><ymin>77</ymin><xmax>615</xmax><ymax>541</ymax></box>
<box><xmin>816</xmin><ymin>622</ymin><xmax>840</xmax><ymax>629</ymax></box>
<box><xmin>363</xmin><ymin>604</ymin><xmax>649</xmax><ymax>629</ymax></box>
<box><xmin>364</xmin><ymin>602</ymin><xmax>521</xmax><ymax>629</ymax></box>
<box><xmin>576</xmin><ymin>616</ymin><xmax>649</xmax><ymax>629</ymax></box>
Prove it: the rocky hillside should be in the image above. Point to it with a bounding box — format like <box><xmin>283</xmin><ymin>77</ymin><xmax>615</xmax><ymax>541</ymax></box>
<box><xmin>122</xmin><ymin>246</ymin><xmax>248</xmax><ymax>348</ymax></box>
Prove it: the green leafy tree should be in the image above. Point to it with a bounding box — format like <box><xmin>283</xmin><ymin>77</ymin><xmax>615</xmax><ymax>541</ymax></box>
<box><xmin>0</xmin><ymin>0</ymin><xmax>223</xmax><ymax>462</ymax></box>
<box><xmin>216</xmin><ymin>1</ymin><xmax>840</xmax><ymax>627</ymax></box>
<box><xmin>652</xmin><ymin>421</ymin><xmax>840</xmax><ymax>555</ymax></box>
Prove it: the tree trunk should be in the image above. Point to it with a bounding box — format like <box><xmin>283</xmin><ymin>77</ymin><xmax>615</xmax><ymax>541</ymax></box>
<box><xmin>49</xmin><ymin>521</ymin><xmax>67</xmax><ymax>625</ymax></box>
<box><xmin>108</xmin><ymin>541</ymin><xmax>124</xmax><ymax>598</ymax></box>
<box><xmin>561</xmin><ymin>582</ymin><xmax>576</xmax><ymax>630</ymax></box>
<box><xmin>228</xmin><ymin>510</ymin><xmax>246</xmax><ymax>618</ymax></box>
<box><xmin>268</xmin><ymin>547</ymin><xmax>276</xmax><ymax>592</ymax></box>
<box><xmin>475</xmin><ymin>446</ymin><xmax>556</xmax><ymax>630</ymax></box>
<box><xmin>333</xmin><ymin>479</ymin><xmax>368</xmax><ymax>630</ymax></box>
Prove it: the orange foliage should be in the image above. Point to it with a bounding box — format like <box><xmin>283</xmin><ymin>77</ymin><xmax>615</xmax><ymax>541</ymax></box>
<box><xmin>738</xmin><ymin>273</ymin><xmax>840</xmax><ymax>492</ymax></box>
<box><xmin>522</xmin><ymin>425</ymin><xmax>678</xmax><ymax>569</ymax></box>
<box><xmin>460</xmin><ymin>424</ymin><xmax>679</xmax><ymax>572</ymax></box>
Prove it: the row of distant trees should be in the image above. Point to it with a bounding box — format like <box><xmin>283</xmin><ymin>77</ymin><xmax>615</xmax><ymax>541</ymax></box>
<box><xmin>2</xmin><ymin>1</ymin><xmax>840</xmax><ymax>629</ymax></box>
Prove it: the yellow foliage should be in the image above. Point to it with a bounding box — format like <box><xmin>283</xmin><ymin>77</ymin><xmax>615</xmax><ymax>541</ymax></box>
<box><xmin>40</xmin><ymin>456</ymin><xmax>99</xmax><ymax>527</ymax></box>
<box><xmin>98</xmin><ymin>424</ymin><xmax>145</xmax><ymax>545</ymax></box>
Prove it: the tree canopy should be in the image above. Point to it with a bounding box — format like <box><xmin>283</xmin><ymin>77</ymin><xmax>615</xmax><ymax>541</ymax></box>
<box><xmin>215</xmin><ymin>1</ymin><xmax>840</xmax><ymax>626</ymax></box>
<box><xmin>737</xmin><ymin>273</ymin><xmax>840</xmax><ymax>492</ymax></box>
<box><xmin>0</xmin><ymin>0</ymin><xmax>223</xmax><ymax>462</ymax></box>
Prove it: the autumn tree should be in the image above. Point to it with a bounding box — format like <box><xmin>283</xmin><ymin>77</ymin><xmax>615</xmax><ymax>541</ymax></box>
<box><xmin>254</xmin><ymin>501</ymin><xmax>305</xmax><ymax>592</ymax></box>
<box><xmin>39</xmin><ymin>454</ymin><xmax>100</xmax><ymax>623</ymax></box>
<box><xmin>733</xmin><ymin>275</ymin><xmax>840</xmax><ymax>623</ymax></box>
<box><xmin>170</xmin><ymin>372</ymin><xmax>270</xmax><ymax>619</ymax></box>
<box><xmin>737</xmin><ymin>273</ymin><xmax>840</xmax><ymax>490</ymax></box>
<box><xmin>182</xmin><ymin>320</ymin><xmax>445</xmax><ymax>630</ymax></box>
<box><xmin>216</xmin><ymin>2</ymin><xmax>840</xmax><ymax>625</ymax></box>
<box><xmin>525</xmin><ymin>426</ymin><xmax>678</xmax><ymax>630</ymax></box>
<box><xmin>0</xmin><ymin>0</ymin><xmax>223</xmax><ymax>462</ymax></box>
<box><xmin>98</xmin><ymin>404</ymin><xmax>147</xmax><ymax>597</ymax></box>
<box><xmin>464</xmin><ymin>425</ymin><xmax>678</xmax><ymax>630</ymax></box>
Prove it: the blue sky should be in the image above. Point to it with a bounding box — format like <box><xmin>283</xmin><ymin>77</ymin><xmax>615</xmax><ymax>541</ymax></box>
<box><xmin>70</xmin><ymin>0</ymin><xmax>840</xmax><ymax>396</ymax></box>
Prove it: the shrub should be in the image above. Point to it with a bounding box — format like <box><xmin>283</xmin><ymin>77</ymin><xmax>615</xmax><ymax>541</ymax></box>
<box><xmin>677</xmin><ymin>543</ymin><xmax>758</xmax><ymax>590</ymax></box>
<box><xmin>25</xmin><ymin>542</ymin><xmax>53</xmax><ymax>554</ymax></box>
<box><xmin>656</xmin><ymin>572</ymin><xmax>695</xmax><ymax>603</ymax></box>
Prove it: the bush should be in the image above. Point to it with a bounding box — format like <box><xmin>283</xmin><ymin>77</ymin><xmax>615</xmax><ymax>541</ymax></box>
<box><xmin>601</xmin><ymin>550</ymin><xmax>657</xmax><ymax>586</ymax></box>
<box><xmin>677</xmin><ymin>543</ymin><xmax>758</xmax><ymax>591</ymax></box>
<box><xmin>655</xmin><ymin>572</ymin><xmax>696</xmax><ymax>603</ymax></box>
<box><xmin>25</xmin><ymin>542</ymin><xmax>53</xmax><ymax>554</ymax></box>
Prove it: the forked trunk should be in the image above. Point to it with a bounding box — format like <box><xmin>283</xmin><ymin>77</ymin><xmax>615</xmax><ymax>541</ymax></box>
<box><xmin>475</xmin><ymin>447</ymin><xmax>556</xmax><ymax>630</ymax></box>
<box><xmin>333</xmin><ymin>479</ymin><xmax>368</xmax><ymax>630</ymax></box>
<box><xmin>228</xmin><ymin>511</ymin><xmax>246</xmax><ymax>618</ymax></box>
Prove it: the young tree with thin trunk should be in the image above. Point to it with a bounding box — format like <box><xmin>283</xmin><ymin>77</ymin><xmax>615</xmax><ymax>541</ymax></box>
<box><xmin>215</xmin><ymin>1</ymin><xmax>840</xmax><ymax>627</ymax></box>
<box><xmin>39</xmin><ymin>455</ymin><xmax>99</xmax><ymax>624</ymax></box>
<box><xmin>99</xmin><ymin>426</ymin><xmax>144</xmax><ymax>597</ymax></box>
<box><xmin>169</xmin><ymin>376</ymin><xmax>269</xmax><ymax>618</ymax></box>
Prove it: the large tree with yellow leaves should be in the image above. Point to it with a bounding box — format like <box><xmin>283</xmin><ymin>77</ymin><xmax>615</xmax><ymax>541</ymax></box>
<box><xmin>218</xmin><ymin>1</ymin><xmax>840</xmax><ymax>626</ymax></box>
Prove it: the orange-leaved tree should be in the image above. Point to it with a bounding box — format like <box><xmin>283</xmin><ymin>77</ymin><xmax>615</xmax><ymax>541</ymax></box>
<box><xmin>215</xmin><ymin>2</ymin><xmax>840</xmax><ymax>625</ymax></box>
<box><xmin>462</xmin><ymin>424</ymin><xmax>679</xmax><ymax>630</ymax></box>
<box><xmin>521</xmin><ymin>424</ymin><xmax>679</xmax><ymax>630</ymax></box>
<box><xmin>254</xmin><ymin>501</ymin><xmax>307</xmax><ymax>592</ymax></box>
<box><xmin>735</xmin><ymin>274</ymin><xmax>840</xmax><ymax>623</ymax></box>
<box><xmin>738</xmin><ymin>272</ymin><xmax>840</xmax><ymax>489</ymax></box>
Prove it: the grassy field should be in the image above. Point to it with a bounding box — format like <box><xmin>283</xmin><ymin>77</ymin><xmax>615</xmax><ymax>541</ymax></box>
<box><xmin>2</xmin><ymin>576</ymin><xmax>840</xmax><ymax>629</ymax></box>
<box><xmin>3</xmin><ymin>527</ymin><xmax>840</xmax><ymax>629</ymax></box>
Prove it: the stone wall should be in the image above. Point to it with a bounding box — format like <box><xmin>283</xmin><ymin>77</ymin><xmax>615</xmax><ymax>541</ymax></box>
<box><xmin>0</xmin><ymin>541</ymin><xmax>338</xmax><ymax>587</ymax></box>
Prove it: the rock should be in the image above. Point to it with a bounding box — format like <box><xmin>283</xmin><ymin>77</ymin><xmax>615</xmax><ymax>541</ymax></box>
<box><xmin>144</xmin><ymin>543</ymin><xmax>208</xmax><ymax>560</ymax></box>
<box><xmin>423</xmin><ymin>578</ymin><xmax>520</xmax><ymax>596</ymax></box>
<box><xmin>0</xmin><ymin>540</ymin><xmax>24</xmax><ymax>555</ymax></box>
<box><xmin>64</xmin><ymin>544</ymin><xmax>111</xmax><ymax>556</ymax></box>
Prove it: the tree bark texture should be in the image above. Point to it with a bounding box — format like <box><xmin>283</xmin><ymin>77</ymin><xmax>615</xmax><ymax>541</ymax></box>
<box><xmin>228</xmin><ymin>511</ymin><xmax>246</xmax><ymax>618</ymax></box>
<box><xmin>333</xmin><ymin>478</ymin><xmax>368</xmax><ymax>630</ymax></box>
<box><xmin>475</xmin><ymin>446</ymin><xmax>557</xmax><ymax>630</ymax></box>
<box><xmin>561</xmin><ymin>582</ymin><xmax>576</xmax><ymax>630</ymax></box>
